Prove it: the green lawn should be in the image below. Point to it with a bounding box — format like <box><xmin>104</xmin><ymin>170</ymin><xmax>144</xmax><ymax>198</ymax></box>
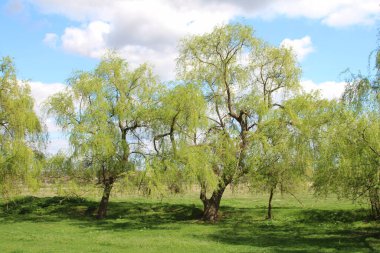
<box><xmin>0</xmin><ymin>193</ymin><xmax>379</xmax><ymax>253</ymax></box>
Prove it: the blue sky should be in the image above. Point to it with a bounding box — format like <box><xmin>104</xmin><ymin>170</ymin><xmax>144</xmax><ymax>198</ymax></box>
<box><xmin>0</xmin><ymin>3</ymin><xmax>97</xmax><ymax>83</ymax></box>
<box><xmin>0</xmin><ymin>0</ymin><xmax>379</xmax><ymax>153</ymax></box>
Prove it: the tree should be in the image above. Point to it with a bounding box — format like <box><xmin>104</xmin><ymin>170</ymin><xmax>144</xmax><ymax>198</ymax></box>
<box><xmin>248</xmin><ymin>109</ymin><xmax>303</xmax><ymax>220</ymax></box>
<box><xmin>313</xmin><ymin>45</ymin><xmax>380</xmax><ymax>219</ymax></box>
<box><xmin>47</xmin><ymin>53</ymin><xmax>160</xmax><ymax>218</ymax></box>
<box><xmin>177</xmin><ymin>24</ymin><xmax>301</xmax><ymax>220</ymax></box>
<box><xmin>0</xmin><ymin>56</ymin><xmax>44</xmax><ymax>200</ymax></box>
<box><xmin>313</xmin><ymin>108</ymin><xmax>380</xmax><ymax>219</ymax></box>
<box><xmin>248</xmin><ymin>92</ymin><xmax>336</xmax><ymax>219</ymax></box>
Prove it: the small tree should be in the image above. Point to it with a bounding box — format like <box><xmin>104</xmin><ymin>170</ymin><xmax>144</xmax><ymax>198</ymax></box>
<box><xmin>248</xmin><ymin>93</ymin><xmax>335</xmax><ymax>219</ymax></box>
<box><xmin>47</xmin><ymin>53</ymin><xmax>160</xmax><ymax>218</ymax></box>
<box><xmin>248</xmin><ymin>111</ymin><xmax>303</xmax><ymax>220</ymax></box>
<box><xmin>0</xmin><ymin>56</ymin><xmax>44</xmax><ymax>200</ymax></box>
<box><xmin>313</xmin><ymin>109</ymin><xmax>380</xmax><ymax>219</ymax></box>
<box><xmin>313</xmin><ymin>45</ymin><xmax>380</xmax><ymax>219</ymax></box>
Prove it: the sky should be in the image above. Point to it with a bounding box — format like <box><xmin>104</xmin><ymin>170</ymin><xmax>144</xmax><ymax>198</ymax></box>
<box><xmin>0</xmin><ymin>0</ymin><xmax>379</xmax><ymax>154</ymax></box>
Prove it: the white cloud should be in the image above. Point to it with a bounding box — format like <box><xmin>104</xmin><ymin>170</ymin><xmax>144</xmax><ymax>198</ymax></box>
<box><xmin>301</xmin><ymin>80</ymin><xmax>347</xmax><ymax>100</ymax></box>
<box><xmin>43</xmin><ymin>33</ymin><xmax>58</xmax><ymax>48</ymax></box>
<box><xmin>262</xmin><ymin>0</ymin><xmax>380</xmax><ymax>27</ymax></box>
<box><xmin>319</xmin><ymin>1</ymin><xmax>379</xmax><ymax>27</ymax></box>
<box><xmin>118</xmin><ymin>45</ymin><xmax>178</xmax><ymax>81</ymax></box>
<box><xmin>61</xmin><ymin>21</ymin><xmax>111</xmax><ymax>58</ymax></box>
<box><xmin>53</xmin><ymin>1</ymin><xmax>232</xmax><ymax>79</ymax></box>
<box><xmin>280</xmin><ymin>36</ymin><xmax>314</xmax><ymax>61</ymax></box>
<box><xmin>29</xmin><ymin>81</ymin><xmax>65</xmax><ymax>112</ymax></box>
<box><xmin>29</xmin><ymin>0</ymin><xmax>380</xmax><ymax>27</ymax></box>
<box><xmin>31</xmin><ymin>0</ymin><xmax>379</xmax><ymax>80</ymax></box>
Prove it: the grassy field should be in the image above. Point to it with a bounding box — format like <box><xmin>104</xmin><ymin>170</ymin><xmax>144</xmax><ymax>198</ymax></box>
<box><xmin>0</xmin><ymin>192</ymin><xmax>379</xmax><ymax>253</ymax></box>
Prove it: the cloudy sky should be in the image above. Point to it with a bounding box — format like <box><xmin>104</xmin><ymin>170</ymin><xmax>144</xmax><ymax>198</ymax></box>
<box><xmin>1</xmin><ymin>0</ymin><xmax>379</xmax><ymax>153</ymax></box>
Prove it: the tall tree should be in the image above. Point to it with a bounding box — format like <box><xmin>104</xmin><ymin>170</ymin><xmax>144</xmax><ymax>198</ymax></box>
<box><xmin>0</xmin><ymin>56</ymin><xmax>44</xmax><ymax>200</ymax></box>
<box><xmin>47</xmin><ymin>53</ymin><xmax>160</xmax><ymax>218</ymax></box>
<box><xmin>177</xmin><ymin>24</ymin><xmax>301</xmax><ymax>220</ymax></box>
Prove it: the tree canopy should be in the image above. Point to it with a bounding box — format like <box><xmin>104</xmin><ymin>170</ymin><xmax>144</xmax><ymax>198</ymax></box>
<box><xmin>0</xmin><ymin>56</ymin><xmax>44</xmax><ymax>199</ymax></box>
<box><xmin>175</xmin><ymin>24</ymin><xmax>305</xmax><ymax>220</ymax></box>
<box><xmin>47</xmin><ymin>53</ymin><xmax>160</xmax><ymax>218</ymax></box>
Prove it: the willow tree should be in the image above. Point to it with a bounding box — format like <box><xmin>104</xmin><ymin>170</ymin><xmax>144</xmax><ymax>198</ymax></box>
<box><xmin>248</xmin><ymin>92</ymin><xmax>336</xmax><ymax>219</ymax></box>
<box><xmin>342</xmin><ymin>53</ymin><xmax>380</xmax><ymax>218</ymax></box>
<box><xmin>47</xmin><ymin>54</ymin><xmax>160</xmax><ymax>218</ymax></box>
<box><xmin>177</xmin><ymin>24</ymin><xmax>301</xmax><ymax>220</ymax></box>
<box><xmin>248</xmin><ymin>108</ymin><xmax>303</xmax><ymax>220</ymax></box>
<box><xmin>313</xmin><ymin>50</ymin><xmax>380</xmax><ymax>219</ymax></box>
<box><xmin>0</xmin><ymin>56</ymin><xmax>44</xmax><ymax>200</ymax></box>
<box><xmin>313</xmin><ymin>107</ymin><xmax>380</xmax><ymax>219</ymax></box>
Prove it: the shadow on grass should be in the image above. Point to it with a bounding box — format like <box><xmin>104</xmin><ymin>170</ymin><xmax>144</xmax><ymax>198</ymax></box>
<box><xmin>0</xmin><ymin>196</ymin><xmax>203</xmax><ymax>230</ymax></box>
<box><xmin>207</xmin><ymin>206</ymin><xmax>380</xmax><ymax>252</ymax></box>
<box><xmin>299</xmin><ymin>208</ymin><xmax>373</xmax><ymax>223</ymax></box>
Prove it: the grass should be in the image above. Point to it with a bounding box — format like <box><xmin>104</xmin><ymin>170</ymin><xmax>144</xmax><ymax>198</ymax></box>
<box><xmin>0</xmin><ymin>193</ymin><xmax>379</xmax><ymax>253</ymax></box>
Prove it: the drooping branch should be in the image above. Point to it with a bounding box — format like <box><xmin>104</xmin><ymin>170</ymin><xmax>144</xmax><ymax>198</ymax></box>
<box><xmin>153</xmin><ymin>111</ymin><xmax>180</xmax><ymax>155</ymax></box>
<box><xmin>362</xmin><ymin>128</ymin><xmax>380</xmax><ymax>158</ymax></box>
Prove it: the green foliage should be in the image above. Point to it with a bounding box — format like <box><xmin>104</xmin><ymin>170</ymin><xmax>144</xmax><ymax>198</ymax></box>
<box><xmin>179</xmin><ymin>144</ymin><xmax>219</xmax><ymax>191</ymax></box>
<box><xmin>131</xmin><ymin>82</ymin><xmax>207</xmax><ymax>197</ymax></box>
<box><xmin>42</xmin><ymin>153</ymin><xmax>95</xmax><ymax>196</ymax></box>
<box><xmin>313</xmin><ymin>46</ymin><xmax>380</xmax><ymax>218</ymax></box>
<box><xmin>176</xmin><ymin>23</ymin><xmax>303</xmax><ymax>212</ymax></box>
<box><xmin>0</xmin><ymin>56</ymin><xmax>44</xmax><ymax>199</ymax></box>
<box><xmin>245</xmin><ymin>92</ymin><xmax>338</xmax><ymax>217</ymax></box>
<box><xmin>43</xmin><ymin>153</ymin><xmax>74</xmax><ymax>179</ymax></box>
<box><xmin>313</xmin><ymin>109</ymin><xmax>380</xmax><ymax>216</ymax></box>
<box><xmin>47</xmin><ymin>53</ymin><xmax>160</xmax><ymax>182</ymax></box>
<box><xmin>159</xmin><ymin>84</ymin><xmax>206</xmax><ymax>132</ymax></box>
<box><xmin>342</xmin><ymin>75</ymin><xmax>378</xmax><ymax>112</ymax></box>
<box><xmin>46</xmin><ymin>53</ymin><xmax>161</xmax><ymax>217</ymax></box>
<box><xmin>248</xmin><ymin>112</ymin><xmax>302</xmax><ymax>193</ymax></box>
<box><xmin>152</xmin><ymin>83</ymin><xmax>206</xmax><ymax>157</ymax></box>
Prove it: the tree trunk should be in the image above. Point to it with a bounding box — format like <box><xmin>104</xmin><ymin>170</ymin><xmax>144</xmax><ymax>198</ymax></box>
<box><xmin>266</xmin><ymin>187</ymin><xmax>275</xmax><ymax>220</ymax></box>
<box><xmin>200</xmin><ymin>182</ymin><xmax>227</xmax><ymax>221</ymax></box>
<box><xmin>369</xmin><ymin>188</ymin><xmax>380</xmax><ymax>220</ymax></box>
<box><xmin>96</xmin><ymin>178</ymin><xmax>114</xmax><ymax>219</ymax></box>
